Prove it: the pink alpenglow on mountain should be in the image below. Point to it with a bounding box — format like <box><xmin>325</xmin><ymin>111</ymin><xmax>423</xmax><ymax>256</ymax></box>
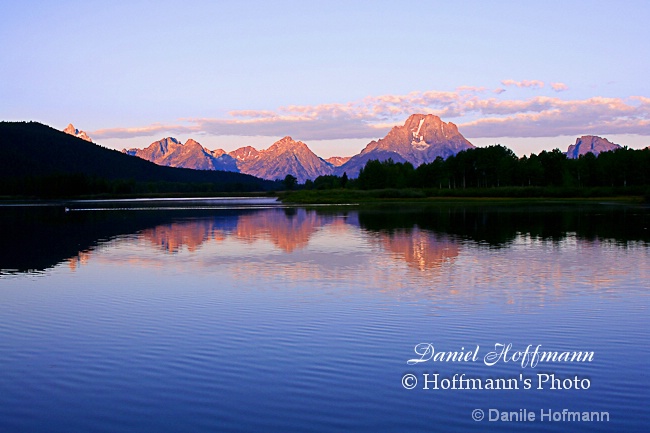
<box><xmin>228</xmin><ymin>146</ymin><xmax>261</xmax><ymax>163</ymax></box>
<box><xmin>566</xmin><ymin>136</ymin><xmax>621</xmax><ymax>158</ymax></box>
<box><xmin>236</xmin><ymin>136</ymin><xmax>333</xmax><ymax>183</ymax></box>
<box><xmin>124</xmin><ymin>137</ymin><xmax>238</xmax><ymax>172</ymax></box>
<box><xmin>325</xmin><ymin>156</ymin><xmax>351</xmax><ymax>167</ymax></box>
<box><xmin>63</xmin><ymin>124</ymin><xmax>93</xmax><ymax>142</ymax></box>
<box><xmin>123</xmin><ymin>136</ymin><xmax>333</xmax><ymax>181</ymax></box>
<box><xmin>336</xmin><ymin>114</ymin><xmax>474</xmax><ymax>177</ymax></box>
<box><xmin>121</xmin><ymin>114</ymin><xmax>475</xmax><ymax>181</ymax></box>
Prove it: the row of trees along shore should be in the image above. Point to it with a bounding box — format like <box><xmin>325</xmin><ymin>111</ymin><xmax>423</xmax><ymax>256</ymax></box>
<box><xmin>302</xmin><ymin>145</ymin><xmax>650</xmax><ymax>195</ymax></box>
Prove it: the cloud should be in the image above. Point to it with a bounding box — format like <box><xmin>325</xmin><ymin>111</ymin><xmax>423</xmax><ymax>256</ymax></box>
<box><xmin>501</xmin><ymin>79</ymin><xmax>545</xmax><ymax>89</ymax></box>
<box><xmin>460</xmin><ymin>96</ymin><xmax>647</xmax><ymax>137</ymax></box>
<box><xmin>455</xmin><ymin>85</ymin><xmax>487</xmax><ymax>93</ymax></box>
<box><xmin>186</xmin><ymin>116</ymin><xmax>383</xmax><ymax>141</ymax></box>
<box><xmin>93</xmin><ymin>123</ymin><xmax>198</xmax><ymax>139</ymax></box>
<box><xmin>92</xmin><ymin>86</ymin><xmax>650</xmax><ymax>142</ymax></box>
<box><xmin>551</xmin><ymin>82</ymin><xmax>569</xmax><ymax>92</ymax></box>
<box><xmin>630</xmin><ymin>95</ymin><xmax>650</xmax><ymax>106</ymax></box>
<box><xmin>463</xmin><ymin>96</ymin><xmax>560</xmax><ymax>116</ymax></box>
<box><xmin>95</xmin><ymin>90</ymin><xmax>471</xmax><ymax>141</ymax></box>
<box><xmin>493</xmin><ymin>88</ymin><xmax>506</xmax><ymax>94</ymax></box>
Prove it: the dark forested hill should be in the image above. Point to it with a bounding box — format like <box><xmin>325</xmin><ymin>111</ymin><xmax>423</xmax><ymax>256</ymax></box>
<box><xmin>0</xmin><ymin>122</ymin><xmax>274</xmax><ymax>195</ymax></box>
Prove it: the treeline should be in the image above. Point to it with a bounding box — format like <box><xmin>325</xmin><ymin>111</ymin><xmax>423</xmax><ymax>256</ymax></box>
<box><xmin>305</xmin><ymin>145</ymin><xmax>650</xmax><ymax>192</ymax></box>
<box><xmin>0</xmin><ymin>121</ymin><xmax>275</xmax><ymax>197</ymax></box>
<box><xmin>0</xmin><ymin>173</ymin><xmax>267</xmax><ymax>198</ymax></box>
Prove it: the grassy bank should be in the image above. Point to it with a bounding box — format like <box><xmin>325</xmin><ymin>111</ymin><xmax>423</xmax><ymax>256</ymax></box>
<box><xmin>279</xmin><ymin>186</ymin><xmax>649</xmax><ymax>204</ymax></box>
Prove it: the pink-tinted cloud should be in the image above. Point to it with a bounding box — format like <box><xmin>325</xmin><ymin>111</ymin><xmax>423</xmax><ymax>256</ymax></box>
<box><xmin>229</xmin><ymin>110</ymin><xmax>277</xmax><ymax>118</ymax></box>
<box><xmin>630</xmin><ymin>95</ymin><xmax>650</xmax><ymax>107</ymax></box>
<box><xmin>501</xmin><ymin>79</ymin><xmax>545</xmax><ymax>89</ymax></box>
<box><xmin>92</xmin><ymin>87</ymin><xmax>650</xmax><ymax>141</ymax></box>
<box><xmin>460</xmin><ymin>96</ymin><xmax>647</xmax><ymax>137</ymax></box>
<box><xmin>551</xmin><ymin>82</ymin><xmax>569</xmax><ymax>92</ymax></box>
<box><xmin>187</xmin><ymin>116</ymin><xmax>381</xmax><ymax>141</ymax></box>
<box><xmin>93</xmin><ymin>123</ymin><xmax>198</xmax><ymax>139</ymax></box>
<box><xmin>455</xmin><ymin>85</ymin><xmax>486</xmax><ymax>93</ymax></box>
<box><xmin>463</xmin><ymin>96</ymin><xmax>559</xmax><ymax>115</ymax></box>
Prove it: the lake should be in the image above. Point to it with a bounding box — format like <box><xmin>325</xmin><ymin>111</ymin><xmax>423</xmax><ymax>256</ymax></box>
<box><xmin>1</xmin><ymin>198</ymin><xmax>648</xmax><ymax>432</ymax></box>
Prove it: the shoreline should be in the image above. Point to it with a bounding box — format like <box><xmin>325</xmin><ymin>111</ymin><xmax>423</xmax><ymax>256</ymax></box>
<box><xmin>278</xmin><ymin>188</ymin><xmax>648</xmax><ymax>205</ymax></box>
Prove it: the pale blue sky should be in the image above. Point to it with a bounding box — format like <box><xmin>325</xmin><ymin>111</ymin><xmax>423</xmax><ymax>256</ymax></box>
<box><xmin>1</xmin><ymin>0</ymin><xmax>649</xmax><ymax>157</ymax></box>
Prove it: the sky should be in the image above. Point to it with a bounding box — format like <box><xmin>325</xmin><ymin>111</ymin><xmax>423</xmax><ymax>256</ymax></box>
<box><xmin>1</xmin><ymin>0</ymin><xmax>649</xmax><ymax>157</ymax></box>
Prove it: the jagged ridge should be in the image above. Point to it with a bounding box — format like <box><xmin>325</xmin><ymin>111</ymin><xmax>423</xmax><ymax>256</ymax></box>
<box><xmin>118</xmin><ymin>114</ymin><xmax>477</xmax><ymax>181</ymax></box>
<box><xmin>335</xmin><ymin>114</ymin><xmax>475</xmax><ymax>177</ymax></box>
<box><xmin>125</xmin><ymin>138</ymin><xmax>238</xmax><ymax>172</ymax></box>
<box><xmin>566</xmin><ymin>135</ymin><xmax>621</xmax><ymax>158</ymax></box>
<box><xmin>63</xmin><ymin>123</ymin><xmax>93</xmax><ymax>142</ymax></box>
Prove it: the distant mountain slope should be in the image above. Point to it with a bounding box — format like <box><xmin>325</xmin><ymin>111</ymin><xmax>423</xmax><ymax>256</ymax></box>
<box><xmin>236</xmin><ymin>136</ymin><xmax>333</xmax><ymax>182</ymax></box>
<box><xmin>325</xmin><ymin>156</ymin><xmax>351</xmax><ymax>167</ymax></box>
<box><xmin>124</xmin><ymin>137</ymin><xmax>181</xmax><ymax>160</ymax></box>
<box><xmin>63</xmin><ymin>123</ymin><xmax>93</xmax><ymax>142</ymax></box>
<box><xmin>336</xmin><ymin>114</ymin><xmax>474</xmax><ymax>177</ymax></box>
<box><xmin>0</xmin><ymin>122</ymin><xmax>272</xmax><ymax>190</ymax></box>
<box><xmin>127</xmin><ymin>136</ymin><xmax>333</xmax><ymax>182</ymax></box>
<box><xmin>125</xmin><ymin>137</ymin><xmax>239</xmax><ymax>172</ymax></box>
<box><xmin>229</xmin><ymin>145</ymin><xmax>261</xmax><ymax>163</ymax></box>
<box><xmin>566</xmin><ymin>135</ymin><xmax>621</xmax><ymax>158</ymax></box>
<box><xmin>336</xmin><ymin>150</ymin><xmax>408</xmax><ymax>177</ymax></box>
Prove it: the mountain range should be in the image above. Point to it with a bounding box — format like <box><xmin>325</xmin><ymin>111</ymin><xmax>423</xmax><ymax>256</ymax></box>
<box><xmin>66</xmin><ymin>114</ymin><xmax>629</xmax><ymax>182</ymax></box>
<box><xmin>121</xmin><ymin>114</ymin><xmax>476</xmax><ymax>181</ymax></box>
<box><xmin>124</xmin><ymin>137</ymin><xmax>239</xmax><ymax>172</ymax></box>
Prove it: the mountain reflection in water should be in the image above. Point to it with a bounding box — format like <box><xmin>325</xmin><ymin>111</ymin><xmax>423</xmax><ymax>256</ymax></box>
<box><xmin>2</xmin><ymin>203</ymin><xmax>648</xmax><ymax>280</ymax></box>
<box><xmin>1</xmin><ymin>201</ymin><xmax>649</xmax><ymax>433</ymax></box>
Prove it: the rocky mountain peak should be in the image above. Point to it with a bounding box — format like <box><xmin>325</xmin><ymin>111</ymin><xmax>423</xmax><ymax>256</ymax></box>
<box><xmin>229</xmin><ymin>146</ymin><xmax>260</xmax><ymax>162</ymax></box>
<box><xmin>326</xmin><ymin>156</ymin><xmax>351</xmax><ymax>167</ymax></box>
<box><xmin>404</xmin><ymin>113</ymin><xmax>441</xmax><ymax>129</ymax></box>
<box><xmin>160</xmin><ymin>137</ymin><xmax>180</xmax><ymax>145</ymax></box>
<box><xmin>210</xmin><ymin>148</ymin><xmax>227</xmax><ymax>157</ymax></box>
<box><xmin>271</xmin><ymin>136</ymin><xmax>306</xmax><ymax>151</ymax></box>
<box><xmin>336</xmin><ymin>114</ymin><xmax>474</xmax><ymax>177</ymax></box>
<box><xmin>566</xmin><ymin>135</ymin><xmax>621</xmax><ymax>158</ymax></box>
<box><xmin>183</xmin><ymin>139</ymin><xmax>203</xmax><ymax>150</ymax></box>
<box><xmin>63</xmin><ymin>123</ymin><xmax>93</xmax><ymax>142</ymax></box>
<box><xmin>243</xmin><ymin>136</ymin><xmax>331</xmax><ymax>182</ymax></box>
<box><xmin>152</xmin><ymin>137</ymin><xmax>181</xmax><ymax>154</ymax></box>
<box><xmin>124</xmin><ymin>136</ymin><xmax>238</xmax><ymax>172</ymax></box>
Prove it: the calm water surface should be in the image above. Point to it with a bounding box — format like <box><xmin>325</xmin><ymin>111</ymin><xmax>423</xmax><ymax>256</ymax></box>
<box><xmin>1</xmin><ymin>198</ymin><xmax>648</xmax><ymax>432</ymax></box>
